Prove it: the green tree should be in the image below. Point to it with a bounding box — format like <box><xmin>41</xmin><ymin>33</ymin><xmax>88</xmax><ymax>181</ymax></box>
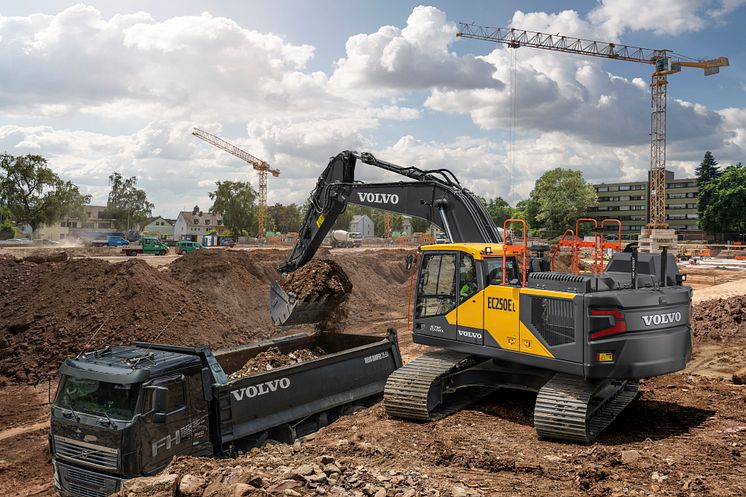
<box><xmin>480</xmin><ymin>196</ymin><xmax>514</xmax><ymax>227</ymax></box>
<box><xmin>267</xmin><ymin>203</ymin><xmax>303</xmax><ymax>233</ymax></box>
<box><xmin>0</xmin><ymin>205</ymin><xmax>18</xmax><ymax>240</ymax></box>
<box><xmin>699</xmin><ymin>164</ymin><xmax>746</xmax><ymax>238</ymax></box>
<box><xmin>103</xmin><ymin>172</ymin><xmax>154</xmax><ymax>230</ymax></box>
<box><xmin>696</xmin><ymin>151</ymin><xmax>722</xmax><ymax>235</ymax></box>
<box><xmin>525</xmin><ymin>168</ymin><xmax>597</xmax><ymax>234</ymax></box>
<box><xmin>0</xmin><ymin>154</ymin><xmax>90</xmax><ymax>234</ymax></box>
<box><xmin>209</xmin><ymin>181</ymin><xmax>257</xmax><ymax>236</ymax></box>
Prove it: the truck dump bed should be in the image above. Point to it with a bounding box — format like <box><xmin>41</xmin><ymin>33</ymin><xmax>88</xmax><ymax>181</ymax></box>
<box><xmin>210</xmin><ymin>330</ymin><xmax>402</xmax><ymax>448</ymax></box>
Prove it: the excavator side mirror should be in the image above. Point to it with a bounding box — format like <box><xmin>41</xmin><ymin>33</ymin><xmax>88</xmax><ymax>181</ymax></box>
<box><xmin>405</xmin><ymin>253</ymin><xmax>415</xmax><ymax>270</ymax></box>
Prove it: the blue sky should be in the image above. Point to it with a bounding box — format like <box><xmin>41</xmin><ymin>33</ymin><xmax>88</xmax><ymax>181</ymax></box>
<box><xmin>0</xmin><ymin>1</ymin><xmax>744</xmax><ymax>216</ymax></box>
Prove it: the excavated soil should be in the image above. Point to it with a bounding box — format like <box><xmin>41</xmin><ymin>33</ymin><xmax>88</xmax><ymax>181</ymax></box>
<box><xmin>692</xmin><ymin>295</ymin><xmax>746</xmax><ymax>343</ymax></box>
<box><xmin>228</xmin><ymin>347</ymin><xmax>325</xmax><ymax>380</ymax></box>
<box><xmin>0</xmin><ymin>249</ymin><xmax>411</xmax><ymax>383</ymax></box>
<box><xmin>279</xmin><ymin>259</ymin><xmax>353</xmax><ymax>299</ymax></box>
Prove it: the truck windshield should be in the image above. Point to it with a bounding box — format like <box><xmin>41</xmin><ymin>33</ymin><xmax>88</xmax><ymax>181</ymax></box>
<box><xmin>56</xmin><ymin>375</ymin><xmax>141</xmax><ymax>420</ymax></box>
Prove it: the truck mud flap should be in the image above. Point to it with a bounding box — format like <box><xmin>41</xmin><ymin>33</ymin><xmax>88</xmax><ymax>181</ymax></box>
<box><xmin>269</xmin><ymin>280</ymin><xmax>347</xmax><ymax>326</ymax></box>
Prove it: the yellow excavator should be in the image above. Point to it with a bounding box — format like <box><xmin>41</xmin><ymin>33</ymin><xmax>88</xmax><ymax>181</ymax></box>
<box><xmin>270</xmin><ymin>151</ymin><xmax>692</xmax><ymax>442</ymax></box>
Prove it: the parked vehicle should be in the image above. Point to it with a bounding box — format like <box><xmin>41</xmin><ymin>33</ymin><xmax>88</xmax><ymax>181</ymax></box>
<box><xmin>330</xmin><ymin>230</ymin><xmax>362</xmax><ymax>248</ymax></box>
<box><xmin>49</xmin><ymin>331</ymin><xmax>402</xmax><ymax>496</ymax></box>
<box><xmin>122</xmin><ymin>236</ymin><xmax>169</xmax><ymax>256</ymax></box>
<box><xmin>91</xmin><ymin>235</ymin><xmax>130</xmax><ymax>248</ymax></box>
<box><xmin>0</xmin><ymin>238</ymin><xmax>32</xmax><ymax>246</ymax></box>
<box><xmin>175</xmin><ymin>240</ymin><xmax>203</xmax><ymax>254</ymax></box>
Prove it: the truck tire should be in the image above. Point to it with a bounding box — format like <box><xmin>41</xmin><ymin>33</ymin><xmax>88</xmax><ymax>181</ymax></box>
<box><xmin>159</xmin><ymin>250</ymin><xmax>166</xmax><ymax>256</ymax></box>
<box><xmin>126</xmin><ymin>250</ymin><xmax>135</xmax><ymax>256</ymax></box>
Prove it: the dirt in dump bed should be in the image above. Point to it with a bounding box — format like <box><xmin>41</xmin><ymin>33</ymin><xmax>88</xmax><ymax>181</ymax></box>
<box><xmin>228</xmin><ymin>346</ymin><xmax>326</xmax><ymax>380</ymax></box>
<box><xmin>692</xmin><ymin>295</ymin><xmax>746</xmax><ymax>344</ymax></box>
<box><xmin>279</xmin><ymin>259</ymin><xmax>353</xmax><ymax>299</ymax></box>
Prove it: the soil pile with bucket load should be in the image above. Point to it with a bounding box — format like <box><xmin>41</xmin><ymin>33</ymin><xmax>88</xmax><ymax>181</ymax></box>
<box><xmin>692</xmin><ymin>295</ymin><xmax>746</xmax><ymax>343</ymax></box>
<box><xmin>0</xmin><ymin>249</ymin><xmax>411</xmax><ymax>383</ymax></box>
<box><xmin>279</xmin><ymin>259</ymin><xmax>353</xmax><ymax>300</ymax></box>
<box><xmin>228</xmin><ymin>346</ymin><xmax>326</xmax><ymax>380</ymax></box>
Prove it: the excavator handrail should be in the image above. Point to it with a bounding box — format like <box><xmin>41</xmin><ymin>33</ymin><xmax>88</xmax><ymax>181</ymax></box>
<box><xmin>600</xmin><ymin>218</ymin><xmax>623</xmax><ymax>272</ymax></box>
<box><xmin>503</xmin><ymin>219</ymin><xmax>527</xmax><ymax>287</ymax></box>
<box><xmin>574</xmin><ymin>218</ymin><xmax>599</xmax><ymax>275</ymax></box>
<box><xmin>550</xmin><ymin>228</ymin><xmax>575</xmax><ymax>272</ymax></box>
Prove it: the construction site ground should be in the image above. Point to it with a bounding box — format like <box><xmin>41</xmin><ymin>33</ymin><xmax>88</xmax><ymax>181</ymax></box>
<box><xmin>1</xmin><ymin>248</ymin><xmax>745</xmax><ymax>496</ymax></box>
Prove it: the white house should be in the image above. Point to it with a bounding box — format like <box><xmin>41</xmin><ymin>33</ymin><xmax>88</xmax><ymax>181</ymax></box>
<box><xmin>174</xmin><ymin>209</ymin><xmax>227</xmax><ymax>241</ymax></box>
<box><xmin>143</xmin><ymin>216</ymin><xmax>175</xmax><ymax>241</ymax></box>
<box><xmin>350</xmin><ymin>214</ymin><xmax>374</xmax><ymax>238</ymax></box>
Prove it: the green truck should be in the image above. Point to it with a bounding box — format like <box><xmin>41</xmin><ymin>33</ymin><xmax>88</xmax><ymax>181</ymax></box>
<box><xmin>121</xmin><ymin>237</ymin><xmax>169</xmax><ymax>256</ymax></box>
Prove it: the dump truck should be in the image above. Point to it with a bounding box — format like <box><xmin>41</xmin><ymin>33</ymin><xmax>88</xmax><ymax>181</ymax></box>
<box><xmin>122</xmin><ymin>236</ymin><xmax>169</xmax><ymax>256</ymax></box>
<box><xmin>49</xmin><ymin>330</ymin><xmax>402</xmax><ymax>497</ymax></box>
<box><xmin>271</xmin><ymin>150</ymin><xmax>693</xmax><ymax>443</ymax></box>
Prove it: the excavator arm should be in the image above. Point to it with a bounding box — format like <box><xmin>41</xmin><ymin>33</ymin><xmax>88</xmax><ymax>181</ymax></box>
<box><xmin>279</xmin><ymin>150</ymin><xmax>500</xmax><ymax>274</ymax></box>
<box><xmin>270</xmin><ymin>150</ymin><xmax>501</xmax><ymax>325</ymax></box>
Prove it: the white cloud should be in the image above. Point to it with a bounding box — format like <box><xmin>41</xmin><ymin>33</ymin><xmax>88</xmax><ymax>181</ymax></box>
<box><xmin>0</xmin><ymin>3</ymin><xmax>742</xmax><ymax>219</ymax></box>
<box><xmin>330</xmin><ymin>6</ymin><xmax>501</xmax><ymax>95</ymax></box>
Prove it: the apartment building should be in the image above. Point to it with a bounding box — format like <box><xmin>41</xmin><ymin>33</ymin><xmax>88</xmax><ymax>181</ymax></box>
<box><xmin>588</xmin><ymin>171</ymin><xmax>702</xmax><ymax>240</ymax></box>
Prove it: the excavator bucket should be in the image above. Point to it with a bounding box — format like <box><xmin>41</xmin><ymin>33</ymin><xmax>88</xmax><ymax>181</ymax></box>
<box><xmin>269</xmin><ymin>280</ymin><xmax>348</xmax><ymax>326</ymax></box>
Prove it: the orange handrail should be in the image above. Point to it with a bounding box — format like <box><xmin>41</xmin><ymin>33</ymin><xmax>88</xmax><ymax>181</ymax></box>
<box><xmin>550</xmin><ymin>228</ymin><xmax>575</xmax><ymax>272</ymax></box>
<box><xmin>599</xmin><ymin>219</ymin><xmax>622</xmax><ymax>272</ymax></box>
<box><xmin>574</xmin><ymin>218</ymin><xmax>599</xmax><ymax>275</ymax></box>
<box><xmin>503</xmin><ymin>219</ymin><xmax>527</xmax><ymax>287</ymax></box>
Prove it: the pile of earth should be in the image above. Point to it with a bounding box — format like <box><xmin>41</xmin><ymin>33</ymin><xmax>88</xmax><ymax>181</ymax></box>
<box><xmin>0</xmin><ymin>256</ymin><xmax>242</xmax><ymax>383</ymax></box>
<box><xmin>279</xmin><ymin>259</ymin><xmax>353</xmax><ymax>299</ymax></box>
<box><xmin>0</xmin><ymin>249</ymin><xmax>413</xmax><ymax>383</ymax></box>
<box><xmin>550</xmin><ymin>251</ymin><xmax>595</xmax><ymax>273</ymax></box>
<box><xmin>692</xmin><ymin>295</ymin><xmax>746</xmax><ymax>343</ymax></box>
<box><xmin>122</xmin><ymin>447</ymin><xmax>438</xmax><ymax>497</ymax></box>
<box><xmin>228</xmin><ymin>346</ymin><xmax>326</xmax><ymax>380</ymax></box>
<box><xmin>169</xmin><ymin>249</ymin><xmax>290</xmax><ymax>332</ymax></box>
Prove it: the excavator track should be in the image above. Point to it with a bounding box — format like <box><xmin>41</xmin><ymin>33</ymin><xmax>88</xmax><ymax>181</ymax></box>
<box><xmin>534</xmin><ymin>373</ymin><xmax>639</xmax><ymax>443</ymax></box>
<box><xmin>384</xmin><ymin>351</ymin><xmax>497</xmax><ymax>421</ymax></box>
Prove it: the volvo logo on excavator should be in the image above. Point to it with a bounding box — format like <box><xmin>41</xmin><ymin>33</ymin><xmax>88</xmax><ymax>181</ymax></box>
<box><xmin>641</xmin><ymin>311</ymin><xmax>682</xmax><ymax>326</ymax></box>
<box><xmin>356</xmin><ymin>192</ymin><xmax>400</xmax><ymax>205</ymax></box>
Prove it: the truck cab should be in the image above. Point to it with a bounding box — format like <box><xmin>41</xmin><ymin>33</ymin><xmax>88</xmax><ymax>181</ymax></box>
<box><xmin>50</xmin><ymin>346</ymin><xmax>211</xmax><ymax>497</ymax></box>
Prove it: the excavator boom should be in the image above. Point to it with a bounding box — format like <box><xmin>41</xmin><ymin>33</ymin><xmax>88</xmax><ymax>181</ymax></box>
<box><xmin>271</xmin><ymin>150</ymin><xmax>501</xmax><ymax>325</ymax></box>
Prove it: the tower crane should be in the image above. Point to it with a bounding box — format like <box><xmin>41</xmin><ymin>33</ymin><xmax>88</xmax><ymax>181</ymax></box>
<box><xmin>192</xmin><ymin>128</ymin><xmax>280</xmax><ymax>239</ymax></box>
<box><xmin>456</xmin><ymin>24</ymin><xmax>728</xmax><ymax>249</ymax></box>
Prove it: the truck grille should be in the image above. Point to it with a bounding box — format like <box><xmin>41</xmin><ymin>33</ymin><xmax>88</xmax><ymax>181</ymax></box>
<box><xmin>57</xmin><ymin>460</ymin><xmax>121</xmax><ymax>497</ymax></box>
<box><xmin>54</xmin><ymin>435</ymin><xmax>119</xmax><ymax>471</ymax></box>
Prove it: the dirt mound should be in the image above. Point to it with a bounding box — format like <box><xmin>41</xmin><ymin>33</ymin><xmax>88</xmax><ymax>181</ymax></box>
<box><xmin>280</xmin><ymin>259</ymin><xmax>352</xmax><ymax>299</ymax></box>
<box><xmin>169</xmin><ymin>249</ymin><xmax>289</xmax><ymax>332</ymax></box>
<box><xmin>0</xmin><ymin>248</ymin><xmax>413</xmax><ymax>383</ymax></box>
<box><xmin>692</xmin><ymin>295</ymin><xmax>746</xmax><ymax>343</ymax></box>
<box><xmin>0</xmin><ymin>257</ymin><xmax>240</xmax><ymax>382</ymax></box>
<box><xmin>551</xmin><ymin>251</ymin><xmax>594</xmax><ymax>272</ymax></box>
<box><xmin>228</xmin><ymin>346</ymin><xmax>325</xmax><ymax>380</ymax></box>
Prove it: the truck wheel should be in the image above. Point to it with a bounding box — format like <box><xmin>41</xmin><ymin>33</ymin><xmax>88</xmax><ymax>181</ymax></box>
<box><xmin>159</xmin><ymin>250</ymin><xmax>166</xmax><ymax>256</ymax></box>
<box><xmin>126</xmin><ymin>250</ymin><xmax>135</xmax><ymax>256</ymax></box>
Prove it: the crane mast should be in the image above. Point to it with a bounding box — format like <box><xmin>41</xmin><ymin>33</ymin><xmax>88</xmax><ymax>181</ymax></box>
<box><xmin>192</xmin><ymin>128</ymin><xmax>280</xmax><ymax>238</ymax></box>
<box><xmin>457</xmin><ymin>24</ymin><xmax>728</xmax><ymax>250</ymax></box>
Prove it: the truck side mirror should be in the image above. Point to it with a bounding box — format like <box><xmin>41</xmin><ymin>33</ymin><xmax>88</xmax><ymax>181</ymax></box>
<box><xmin>145</xmin><ymin>385</ymin><xmax>169</xmax><ymax>423</ymax></box>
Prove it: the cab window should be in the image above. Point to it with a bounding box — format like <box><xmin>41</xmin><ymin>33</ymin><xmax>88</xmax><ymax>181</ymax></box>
<box><xmin>459</xmin><ymin>254</ymin><xmax>478</xmax><ymax>302</ymax></box>
<box><xmin>416</xmin><ymin>253</ymin><xmax>457</xmax><ymax>318</ymax></box>
<box><xmin>485</xmin><ymin>258</ymin><xmax>518</xmax><ymax>286</ymax></box>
